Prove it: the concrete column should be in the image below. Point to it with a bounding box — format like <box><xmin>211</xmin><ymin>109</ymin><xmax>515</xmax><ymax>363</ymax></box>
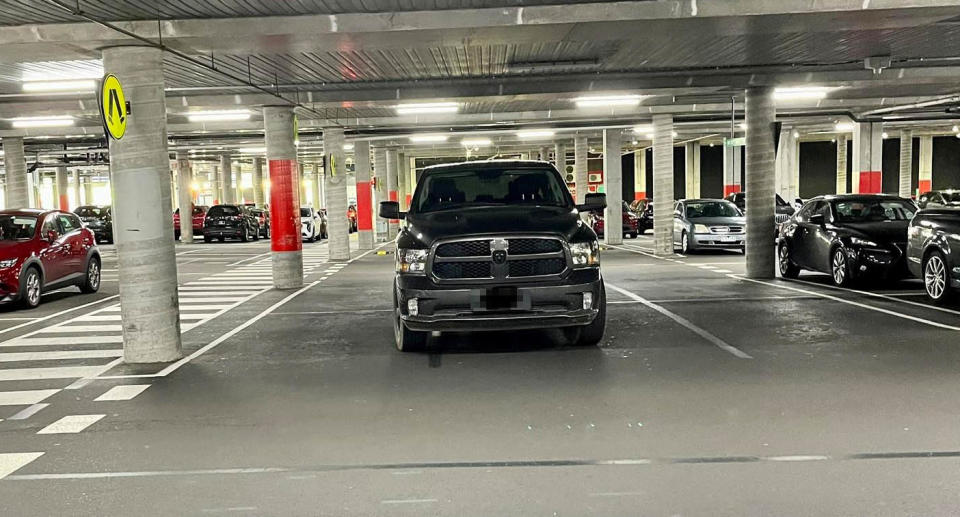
<box><xmin>386</xmin><ymin>148</ymin><xmax>400</xmax><ymax>238</ymax></box>
<box><xmin>852</xmin><ymin>122</ymin><xmax>883</xmax><ymax>194</ymax></box>
<box><xmin>308</xmin><ymin>163</ymin><xmax>320</xmax><ymax>208</ymax></box>
<box><xmin>554</xmin><ymin>142</ymin><xmax>567</xmax><ymax>173</ymax></box>
<box><xmin>574</xmin><ymin>135</ymin><xmax>588</xmax><ymax>203</ymax></box>
<box><xmin>220</xmin><ymin>154</ymin><xmax>235</xmax><ymax>204</ymax></box>
<box><xmin>602</xmin><ymin>129</ymin><xmax>623</xmax><ymax>245</ymax></box>
<box><xmin>397</xmin><ymin>152</ymin><xmax>409</xmax><ymax>211</ymax></box>
<box><xmin>634</xmin><ymin>149</ymin><xmax>646</xmax><ymax>200</ymax></box>
<box><xmin>212</xmin><ymin>165</ymin><xmax>221</xmax><ymax>204</ymax></box>
<box><xmin>898</xmin><ymin>129</ymin><xmax>913</xmax><ymax>198</ymax></box>
<box><xmin>103</xmin><ymin>46</ymin><xmax>181</xmax><ymax>363</ymax></box>
<box><xmin>71</xmin><ymin>170</ymin><xmax>80</xmax><ymax>208</ymax></box>
<box><xmin>354</xmin><ymin>140</ymin><xmax>374</xmax><ymax>250</ymax></box>
<box><xmin>684</xmin><ymin>142</ymin><xmax>700</xmax><ymax>199</ymax></box>
<box><xmin>374</xmin><ymin>147</ymin><xmax>388</xmax><ymax>241</ymax></box>
<box><xmin>252</xmin><ymin>157</ymin><xmax>265</xmax><ymax>207</ymax></box>
<box><xmin>744</xmin><ymin>86</ymin><xmax>777</xmax><ymax>279</ymax></box>
<box><xmin>919</xmin><ymin>136</ymin><xmax>933</xmax><ymax>194</ymax></box>
<box><xmin>775</xmin><ymin>128</ymin><xmax>799</xmax><ymax>202</ymax></box>
<box><xmin>723</xmin><ymin>142</ymin><xmax>743</xmax><ymax>197</ymax></box>
<box><xmin>324</xmin><ymin>127</ymin><xmax>350</xmax><ymax>261</ymax></box>
<box><xmin>836</xmin><ymin>135</ymin><xmax>848</xmax><ymax>194</ymax></box>
<box><xmin>539</xmin><ymin>146</ymin><xmax>550</xmax><ymax>161</ymax></box>
<box><xmin>2</xmin><ymin>137</ymin><xmax>28</xmax><ymax>208</ymax></box>
<box><xmin>83</xmin><ymin>176</ymin><xmax>94</xmax><ymax>205</ymax></box>
<box><xmin>652</xmin><ymin>115</ymin><xmax>674</xmax><ymax>255</ymax></box>
<box><xmin>264</xmin><ymin>105</ymin><xmax>303</xmax><ymax>289</ymax></box>
<box><xmin>298</xmin><ymin>163</ymin><xmax>308</xmax><ymax>206</ymax></box>
<box><xmin>55</xmin><ymin>166</ymin><xmax>69</xmax><ymax>211</ymax></box>
<box><xmin>175</xmin><ymin>152</ymin><xmax>194</xmax><ymax>243</ymax></box>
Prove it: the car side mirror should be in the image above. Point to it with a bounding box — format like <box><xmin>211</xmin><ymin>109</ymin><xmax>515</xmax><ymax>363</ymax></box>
<box><xmin>379</xmin><ymin>201</ymin><xmax>404</xmax><ymax>220</ymax></box>
<box><xmin>45</xmin><ymin>229</ymin><xmax>59</xmax><ymax>242</ymax></box>
<box><xmin>577</xmin><ymin>193</ymin><xmax>607</xmax><ymax>212</ymax></box>
<box><xmin>808</xmin><ymin>213</ymin><xmax>825</xmax><ymax>225</ymax></box>
<box><xmin>674</xmin><ymin>211</ymin><xmax>682</xmax><ymax>219</ymax></box>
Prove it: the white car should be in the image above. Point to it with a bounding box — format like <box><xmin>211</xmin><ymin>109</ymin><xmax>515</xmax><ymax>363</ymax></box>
<box><xmin>300</xmin><ymin>207</ymin><xmax>325</xmax><ymax>242</ymax></box>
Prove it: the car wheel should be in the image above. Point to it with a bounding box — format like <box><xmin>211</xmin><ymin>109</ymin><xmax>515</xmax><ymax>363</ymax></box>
<box><xmin>240</xmin><ymin>227</ymin><xmax>249</xmax><ymax>242</ymax></box>
<box><xmin>204</xmin><ymin>235</ymin><xmax>213</xmax><ymax>243</ymax></box>
<box><xmin>252</xmin><ymin>226</ymin><xmax>260</xmax><ymax>241</ymax></box>
<box><xmin>680</xmin><ymin>231</ymin><xmax>690</xmax><ymax>255</ymax></box>
<box><xmin>576</xmin><ymin>284</ymin><xmax>606</xmax><ymax>346</ymax></box>
<box><xmin>174</xmin><ymin>230</ymin><xmax>180</xmax><ymax>241</ymax></box>
<box><xmin>217</xmin><ymin>237</ymin><xmax>225</xmax><ymax>242</ymax></box>
<box><xmin>80</xmin><ymin>256</ymin><xmax>101</xmax><ymax>293</ymax></box>
<box><xmin>393</xmin><ymin>298</ymin><xmax>427</xmax><ymax>352</ymax></box>
<box><xmin>831</xmin><ymin>247</ymin><xmax>854</xmax><ymax>287</ymax></box>
<box><xmin>20</xmin><ymin>267</ymin><xmax>42</xmax><ymax>309</ymax></box>
<box><xmin>778</xmin><ymin>242</ymin><xmax>800</xmax><ymax>279</ymax></box>
<box><xmin>924</xmin><ymin>251</ymin><xmax>954</xmax><ymax>304</ymax></box>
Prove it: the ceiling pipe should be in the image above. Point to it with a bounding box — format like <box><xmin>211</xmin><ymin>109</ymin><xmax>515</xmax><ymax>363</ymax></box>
<box><xmin>858</xmin><ymin>95</ymin><xmax>960</xmax><ymax>117</ymax></box>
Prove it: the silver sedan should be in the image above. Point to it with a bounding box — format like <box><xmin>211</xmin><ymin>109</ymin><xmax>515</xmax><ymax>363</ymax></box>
<box><xmin>673</xmin><ymin>199</ymin><xmax>747</xmax><ymax>254</ymax></box>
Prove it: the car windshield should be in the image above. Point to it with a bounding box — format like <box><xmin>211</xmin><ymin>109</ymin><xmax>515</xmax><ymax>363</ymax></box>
<box><xmin>0</xmin><ymin>215</ymin><xmax>37</xmax><ymax>240</ymax></box>
<box><xmin>300</xmin><ymin>208</ymin><xmax>312</xmax><ymax>217</ymax></box>
<box><xmin>942</xmin><ymin>192</ymin><xmax>960</xmax><ymax>203</ymax></box>
<box><xmin>413</xmin><ymin>167</ymin><xmax>571</xmax><ymax>213</ymax></box>
<box><xmin>75</xmin><ymin>207</ymin><xmax>105</xmax><ymax>217</ymax></box>
<box><xmin>208</xmin><ymin>206</ymin><xmax>239</xmax><ymax>217</ymax></box>
<box><xmin>834</xmin><ymin>199</ymin><xmax>917</xmax><ymax>222</ymax></box>
<box><xmin>685</xmin><ymin>201</ymin><xmax>741</xmax><ymax>218</ymax></box>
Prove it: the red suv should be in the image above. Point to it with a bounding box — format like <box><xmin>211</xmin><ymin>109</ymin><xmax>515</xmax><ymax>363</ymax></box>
<box><xmin>173</xmin><ymin>205</ymin><xmax>208</xmax><ymax>240</ymax></box>
<box><xmin>0</xmin><ymin>209</ymin><xmax>101</xmax><ymax>308</ymax></box>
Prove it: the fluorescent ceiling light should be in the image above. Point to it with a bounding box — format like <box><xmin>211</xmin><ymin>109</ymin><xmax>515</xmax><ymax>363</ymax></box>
<box><xmin>739</xmin><ymin>123</ymin><xmax>747</xmax><ymax>130</ymax></box>
<box><xmin>409</xmin><ymin>134</ymin><xmax>448</xmax><ymax>143</ymax></box>
<box><xmin>22</xmin><ymin>80</ymin><xmax>96</xmax><ymax>93</ymax></box>
<box><xmin>21</xmin><ymin>60</ymin><xmax>103</xmax><ymax>81</ymax></box>
<box><xmin>953</xmin><ymin>125</ymin><xmax>959</xmax><ymax>133</ymax></box>
<box><xmin>238</xmin><ymin>147</ymin><xmax>266</xmax><ymax>154</ymax></box>
<box><xmin>187</xmin><ymin>110</ymin><xmax>251</xmax><ymax>122</ymax></box>
<box><xmin>835</xmin><ymin>122</ymin><xmax>855</xmax><ymax>132</ymax></box>
<box><xmin>395</xmin><ymin>102</ymin><xmax>458</xmax><ymax>115</ymax></box>
<box><xmin>574</xmin><ymin>94</ymin><xmax>644</xmax><ymax>108</ymax></box>
<box><xmin>516</xmin><ymin>130</ymin><xmax>555</xmax><ymax>139</ymax></box>
<box><xmin>344</xmin><ymin>143</ymin><xmax>355</xmax><ymax>151</ymax></box>
<box><xmin>11</xmin><ymin>116</ymin><xmax>74</xmax><ymax>128</ymax></box>
<box><xmin>882</xmin><ymin>132</ymin><xmax>889</xmax><ymax>139</ymax></box>
<box><xmin>462</xmin><ymin>138</ymin><xmax>492</xmax><ymax>147</ymax></box>
<box><xmin>633</xmin><ymin>125</ymin><xmax>653</xmax><ymax>133</ymax></box>
<box><xmin>774</xmin><ymin>86</ymin><xmax>833</xmax><ymax>101</ymax></box>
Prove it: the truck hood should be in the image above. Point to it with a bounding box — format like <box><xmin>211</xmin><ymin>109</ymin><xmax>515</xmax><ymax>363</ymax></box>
<box><xmin>403</xmin><ymin>205</ymin><xmax>584</xmax><ymax>244</ymax></box>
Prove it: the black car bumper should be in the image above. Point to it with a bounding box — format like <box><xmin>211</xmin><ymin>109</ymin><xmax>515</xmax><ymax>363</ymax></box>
<box><xmin>396</xmin><ymin>271</ymin><xmax>603</xmax><ymax>332</ymax></box>
<box><xmin>849</xmin><ymin>247</ymin><xmax>909</xmax><ymax>279</ymax></box>
<box><xmin>204</xmin><ymin>226</ymin><xmax>244</xmax><ymax>238</ymax></box>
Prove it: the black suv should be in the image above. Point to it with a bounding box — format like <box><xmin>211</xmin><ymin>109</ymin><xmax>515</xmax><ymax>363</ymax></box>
<box><xmin>380</xmin><ymin>160</ymin><xmax>607</xmax><ymax>351</ymax></box>
<box><xmin>74</xmin><ymin>205</ymin><xmax>113</xmax><ymax>244</ymax></box>
<box><xmin>203</xmin><ymin>204</ymin><xmax>259</xmax><ymax>242</ymax></box>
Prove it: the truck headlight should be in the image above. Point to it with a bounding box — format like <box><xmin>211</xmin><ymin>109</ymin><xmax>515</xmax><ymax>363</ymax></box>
<box><xmin>694</xmin><ymin>224</ymin><xmax>711</xmax><ymax>234</ymax></box>
<box><xmin>0</xmin><ymin>258</ymin><xmax>17</xmax><ymax>269</ymax></box>
<box><xmin>396</xmin><ymin>248</ymin><xmax>429</xmax><ymax>274</ymax></box>
<box><xmin>570</xmin><ymin>241</ymin><xmax>600</xmax><ymax>267</ymax></box>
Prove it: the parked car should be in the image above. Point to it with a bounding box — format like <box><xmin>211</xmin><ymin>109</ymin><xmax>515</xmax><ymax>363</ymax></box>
<box><xmin>74</xmin><ymin>205</ymin><xmax>113</xmax><ymax>244</ymax></box>
<box><xmin>300</xmin><ymin>207</ymin><xmax>325</xmax><ymax>242</ymax></box>
<box><xmin>725</xmin><ymin>192</ymin><xmax>796</xmax><ymax>227</ymax></box>
<box><xmin>0</xmin><ymin>209</ymin><xmax>101</xmax><ymax>308</ymax></box>
<box><xmin>673</xmin><ymin>199</ymin><xmax>746</xmax><ymax>254</ymax></box>
<box><xmin>917</xmin><ymin>190</ymin><xmax>960</xmax><ymax>209</ymax></box>
<box><xmin>628</xmin><ymin>199</ymin><xmax>654</xmax><ymax>233</ymax></box>
<box><xmin>778</xmin><ymin>194</ymin><xmax>918</xmax><ymax>287</ymax></box>
<box><xmin>202</xmin><ymin>204</ymin><xmax>259</xmax><ymax>242</ymax></box>
<box><xmin>249</xmin><ymin>207</ymin><xmax>270</xmax><ymax>238</ymax></box>
<box><xmin>174</xmin><ymin>205</ymin><xmax>208</xmax><ymax>240</ymax></box>
<box><xmin>907</xmin><ymin>207</ymin><xmax>960</xmax><ymax>303</ymax></box>
<box><xmin>591</xmin><ymin>201</ymin><xmax>640</xmax><ymax>238</ymax></box>
<box><xmin>347</xmin><ymin>204</ymin><xmax>358</xmax><ymax>233</ymax></box>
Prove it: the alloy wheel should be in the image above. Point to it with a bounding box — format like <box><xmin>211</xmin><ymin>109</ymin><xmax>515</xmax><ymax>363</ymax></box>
<box><xmin>925</xmin><ymin>255</ymin><xmax>947</xmax><ymax>300</ymax></box>
<box><xmin>681</xmin><ymin>232</ymin><xmax>689</xmax><ymax>254</ymax></box>
<box><xmin>832</xmin><ymin>249</ymin><xmax>847</xmax><ymax>285</ymax></box>
<box><xmin>25</xmin><ymin>271</ymin><xmax>40</xmax><ymax>306</ymax></box>
<box><xmin>88</xmin><ymin>260</ymin><xmax>101</xmax><ymax>290</ymax></box>
<box><xmin>779</xmin><ymin>245</ymin><xmax>790</xmax><ymax>275</ymax></box>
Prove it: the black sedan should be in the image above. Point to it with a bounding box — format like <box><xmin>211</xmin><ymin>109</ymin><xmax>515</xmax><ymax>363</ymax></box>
<box><xmin>778</xmin><ymin>194</ymin><xmax>918</xmax><ymax>287</ymax></box>
<box><xmin>74</xmin><ymin>205</ymin><xmax>113</xmax><ymax>244</ymax></box>
<box><xmin>907</xmin><ymin>207</ymin><xmax>960</xmax><ymax>303</ymax></box>
<box><xmin>202</xmin><ymin>204</ymin><xmax>260</xmax><ymax>242</ymax></box>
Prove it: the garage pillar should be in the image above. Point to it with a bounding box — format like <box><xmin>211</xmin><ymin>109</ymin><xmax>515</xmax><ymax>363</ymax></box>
<box><xmin>263</xmin><ymin>105</ymin><xmax>303</xmax><ymax>289</ymax></box>
<box><xmin>602</xmin><ymin>129</ymin><xmax>623</xmax><ymax>245</ymax></box>
<box><xmin>306</xmin><ymin>162</ymin><xmax>318</xmax><ymax>208</ymax></box>
<box><xmin>3</xmin><ymin>137</ymin><xmax>28</xmax><ymax>208</ymax></box>
<box><xmin>299</xmin><ymin>163</ymin><xmax>309</xmax><ymax>208</ymax></box>
<box><xmin>652</xmin><ymin>115</ymin><xmax>674</xmax><ymax>255</ymax></box>
<box><xmin>386</xmin><ymin>148</ymin><xmax>400</xmax><ymax>238</ymax></box>
<box><xmin>775</xmin><ymin>127</ymin><xmax>799</xmax><ymax>203</ymax></box>
<box><xmin>684</xmin><ymin>142</ymin><xmax>700</xmax><ymax>199</ymax></box>
<box><xmin>852</xmin><ymin>122</ymin><xmax>883</xmax><ymax>194</ymax></box>
<box><xmin>354</xmin><ymin>140</ymin><xmax>374</xmax><ymax>250</ymax></box>
<box><xmin>919</xmin><ymin>136</ymin><xmax>933</xmax><ymax>194</ymax></box>
<box><xmin>211</xmin><ymin>165</ymin><xmax>221</xmax><ymax>204</ymax></box>
<box><xmin>220</xmin><ymin>153</ymin><xmax>235</xmax><ymax>204</ymax></box>
<box><xmin>573</xmin><ymin>135</ymin><xmax>588</xmax><ymax>203</ymax></box>
<box><xmin>634</xmin><ymin>149</ymin><xmax>646</xmax><ymax>200</ymax></box>
<box><xmin>539</xmin><ymin>146</ymin><xmax>550</xmax><ymax>161</ymax></box>
<box><xmin>836</xmin><ymin>135</ymin><xmax>848</xmax><ymax>194</ymax></box>
<box><xmin>71</xmin><ymin>170</ymin><xmax>80</xmax><ymax>208</ymax></box>
<box><xmin>744</xmin><ymin>86</ymin><xmax>777</xmax><ymax>279</ymax></box>
<box><xmin>83</xmin><ymin>176</ymin><xmax>94</xmax><ymax>204</ymax></box>
<box><xmin>554</xmin><ymin>142</ymin><xmax>567</xmax><ymax>173</ymax></box>
<box><xmin>175</xmin><ymin>152</ymin><xmax>194</xmax><ymax>243</ymax></box>
<box><xmin>398</xmin><ymin>152</ymin><xmax>409</xmax><ymax>211</ymax></box>
<box><xmin>373</xmin><ymin>147</ymin><xmax>387</xmax><ymax>241</ymax></box>
<box><xmin>103</xmin><ymin>45</ymin><xmax>182</xmax><ymax>363</ymax></box>
<box><xmin>324</xmin><ymin>127</ymin><xmax>350</xmax><ymax>261</ymax></box>
<box><xmin>899</xmin><ymin>129</ymin><xmax>913</xmax><ymax>198</ymax></box>
<box><xmin>252</xmin><ymin>157</ymin><xmax>265</xmax><ymax>207</ymax></box>
<box><xmin>723</xmin><ymin>140</ymin><xmax>742</xmax><ymax>197</ymax></box>
<box><xmin>55</xmin><ymin>167</ymin><xmax>69</xmax><ymax>211</ymax></box>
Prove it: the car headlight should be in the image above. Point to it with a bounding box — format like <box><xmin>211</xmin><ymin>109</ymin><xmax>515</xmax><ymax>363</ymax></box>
<box><xmin>570</xmin><ymin>241</ymin><xmax>600</xmax><ymax>267</ymax></box>
<box><xmin>0</xmin><ymin>258</ymin><xmax>17</xmax><ymax>269</ymax></box>
<box><xmin>850</xmin><ymin>237</ymin><xmax>879</xmax><ymax>248</ymax></box>
<box><xmin>694</xmin><ymin>224</ymin><xmax>711</xmax><ymax>234</ymax></box>
<box><xmin>396</xmin><ymin>248</ymin><xmax>429</xmax><ymax>274</ymax></box>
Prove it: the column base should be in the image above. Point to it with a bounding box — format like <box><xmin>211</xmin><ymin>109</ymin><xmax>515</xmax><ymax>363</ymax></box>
<box><xmin>272</xmin><ymin>251</ymin><xmax>304</xmax><ymax>289</ymax></box>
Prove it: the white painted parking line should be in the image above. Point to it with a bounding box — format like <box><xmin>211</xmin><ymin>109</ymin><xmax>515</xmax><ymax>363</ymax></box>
<box><xmin>713</xmin><ymin>269</ymin><xmax>733</xmax><ymax>273</ymax></box>
<box><xmin>0</xmin><ymin>389</ymin><xmax>59</xmax><ymax>406</ymax></box>
<box><xmin>0</xmin><ymin>452</ymin><xmax>44</xmax><ymax>480</ymax></box>
<box><xmin>0</xmin><ymin>295</ymin><xmax>119</xmax><ymax>336</ymax></box>
<box><xmin>178</xmin><ymin>297</ymin><xmax>248</xmax><ymax>303</ymax></box>
<box><xmin>37</xmin><ymin>414</ymin><xmax>106</xmax><ymax>434</ymax></box>
<box><xmin>0</xmin><ymin>365</ymin><xmax>114</xmax><ymax>382</ymax></box>
<box><xmin>94</xmin><ymin>384</ymin><xmax>151</xmax><ymax>401</ymax></box>
<box><xmin>7</xmin><ymin>403</ymin><xmax>49</xmax><ymax>420</ymax></box>
<box><xmin>381</xmin><ymin>499</ymin><xmax>438</xmax><ymax>505</ymax></box>
<box><xmin>605</xmin><ymin>282</ymin><xmax>753</xmax><ymax>359</ymax></box>
<box><xmin>179</xmin><ymin>286</ymin><xmax>265</xmax><ymax>291</ymax></box>
<box><xmin>0</xmin><ymin>336</ymin><xmax>123</xmax><ymax>347</ymax></box>
<box><xmin>791</xmin><ymin>278</ymin><xmax>960</xmax><ymax>317</ymax></box>
<box><xmin>0</xmin><ymin>350</ymin><xmax>121</xmax><ymax>362</ymax></box>
<box><xmin>38</xmin><ymin>325</ymin><xmax>123</xmax><ymax>333</ymax></box>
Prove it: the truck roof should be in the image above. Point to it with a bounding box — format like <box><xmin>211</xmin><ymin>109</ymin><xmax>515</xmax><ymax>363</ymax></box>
<box><xmin>420</xmin><ymin>159</ymin><xmax>557</xmax><ymax>176</ymax></box>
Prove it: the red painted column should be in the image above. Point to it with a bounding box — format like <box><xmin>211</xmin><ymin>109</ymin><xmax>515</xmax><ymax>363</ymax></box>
<box><xmin>264</xmin><ymin>106</ymin><xmax>303</xmax><ymax>289</ymax></box>
<box><xmin>354</xmin><ymin>140</ymin><xmax>374</xmax><ymax>250</ymax></box>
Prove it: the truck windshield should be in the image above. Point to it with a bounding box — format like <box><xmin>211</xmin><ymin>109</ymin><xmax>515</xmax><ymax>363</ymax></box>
<box><xmin>412</xmin><ymin>168</ymin><xmax>571</xmax><ymax>213</ymax></box>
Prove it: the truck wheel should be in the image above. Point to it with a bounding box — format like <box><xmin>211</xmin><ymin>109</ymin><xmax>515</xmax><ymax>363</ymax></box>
<box><xmin>576</xmin><ymin>284</ymin><xmax>606</xmax><ymax>346</ymax></box>
<box><xmin>393</xmin><ymin>293</ymin><xmax>427</xmax><ymax>352</ymax></box>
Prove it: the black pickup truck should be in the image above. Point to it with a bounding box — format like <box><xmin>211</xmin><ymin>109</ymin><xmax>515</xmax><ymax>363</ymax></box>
<box><xmin>379</xmin><ymin>160</ymin><xmax>607</xmax><ymax>351</ymax></box>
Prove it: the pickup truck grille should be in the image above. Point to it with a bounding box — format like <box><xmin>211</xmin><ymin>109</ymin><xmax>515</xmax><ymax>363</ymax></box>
<box><xmin>430</xmin><ymin>236</ymin><xmax>568</xmax><ymax>282</ymax></box>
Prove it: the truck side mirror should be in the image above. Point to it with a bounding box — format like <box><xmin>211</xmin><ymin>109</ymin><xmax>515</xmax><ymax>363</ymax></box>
<box><xmin>379</xmin><ymin>201</ymin><xmax>404</xmax><ymax>220</ymax></box>
<box><xmin>577</xmin><ymin>193</ymin><xmax>606</xmax><ymax>212</ymax></box>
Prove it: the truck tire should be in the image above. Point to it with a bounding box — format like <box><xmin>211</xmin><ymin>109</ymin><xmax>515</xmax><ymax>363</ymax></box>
<box><xmin>393</xmin><ymin>290</ymin><xmax>427</xmax><ymax>352</ymax></box>
<box><xmin>576</xmin><ymin>284</ymin><xmax>606</xmax><ymax>346</ymax></box>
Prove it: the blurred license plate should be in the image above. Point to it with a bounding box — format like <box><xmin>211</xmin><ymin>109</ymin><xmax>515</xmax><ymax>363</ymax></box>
<box><xmin>469</xmin><ymin>287</ymin><xmax>518</xmax><ymax>311</ymax></box>
<box><xmin>218</xmin><ymin>220</ymin><xmax>225</xmax><ymax>225</ymax></box>
<box><xmin>721</xmin><ymin>235</ymin><xmax>735</xmax><ymax>242</ymax></box>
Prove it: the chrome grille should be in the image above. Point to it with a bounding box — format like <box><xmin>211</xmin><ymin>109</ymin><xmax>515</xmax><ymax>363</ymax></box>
<box><xmin>710</xmin><ymin>226</ymin><xmax>744</xmax><ymax>234</ymax></box>
<box><xmin>775</xmin><ymin>214</ymin><xmax>791</xmax><ymax>225</ymax></box>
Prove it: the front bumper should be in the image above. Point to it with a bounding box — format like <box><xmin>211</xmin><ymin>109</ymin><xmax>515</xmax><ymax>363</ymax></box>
<box><xmin>397</xmin><ymin>273</ymin><xmax>603</xmax><ymax>332</ymax></box>
<box><xmin>691</xmin><ymin>233</ymin><xmax>745</xmax><ymax>250</ymax></box>
<box><xmin>849</xmin><ymin>247</ymin><xmax>908</xmax><ymax>280</ymax></box>
<box><xmin>204</xmin><ymin>226</ymin><xmax>243</xmax><ymax>238</ymax></box>
<box><xmin>0</xmin><ymin>268</ymin><xmax>21</xmax><ymax>303</ymax></box>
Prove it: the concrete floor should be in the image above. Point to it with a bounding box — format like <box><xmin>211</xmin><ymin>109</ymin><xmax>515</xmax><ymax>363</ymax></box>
<box><xmin>1</xmin><ymin>234</ymin><xmax>959</xmax><ymax>515</ymax></box>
